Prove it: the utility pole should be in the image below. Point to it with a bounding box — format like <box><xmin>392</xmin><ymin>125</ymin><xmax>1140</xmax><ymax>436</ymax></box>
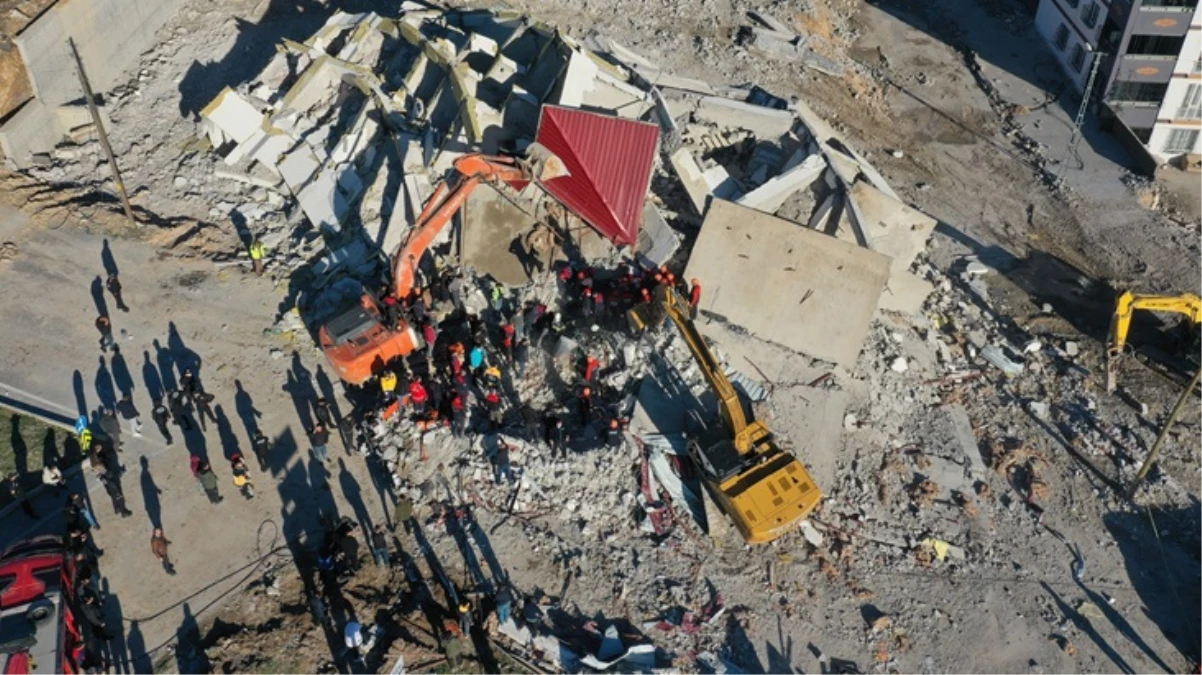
<box><xmin>1057</xmin><ymin>48</ymin><xmax>1106</xmax><ymax>179</ymax></box>
<box><xmin>1128</xmin><ymin>367</ymin><xmax>1201</xmax><ymax>499</ymax></box>
<box><xmin>68</xmin><ymin>38</ymin><xmax>137</xmax><ymax>225</ymax></box>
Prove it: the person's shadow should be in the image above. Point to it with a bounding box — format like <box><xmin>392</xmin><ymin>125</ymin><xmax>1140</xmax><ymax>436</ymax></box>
<box><xmin>101</xmin><ymin>239</ymin><xmax>120</xmax><ymax>277</ymax></box>
<box><xmin>94</xmin><ymin>356</ymin><xmax>116</xmax><ymax>410</ymax></box>
<box><xmin>214</xmin><ymin>405</ymin><xmax>242</xmax><ymax>461</ymax></box>
<box><xmin>139</xmin><ymin>456</ymin><xmax>163</xmax><ymax>530</ymax></box>
<box><xmin>142</xmin><ymin>350</ymin><xmax>164</xmax><ymax>403</ymax></box>
<box><xmin>337</xmin><ymin>458</ymin><xmax>372</xmax><ymax>534</ymax></box>
<box><xmin>90</xmin><ymin>276</ymin><xmax>108</xmax><ymax>317</ymax></box>
<box><xmin>125</xmin><ymin>619</ymin><xmax>152</xmax><ymax>673</ymax></box>
<box><xmin>234</xmin><ymin>380</ymin><xmax>262</xmax><ymax>438</ymax></box>
<box><xmin>111</xmin><ymin>347</ymin><xmax>134</xmax><ymax>399</ymax></box>
<box><xmin>175</xmin><ymin>602</ymin><xmax>211</xmax><ymax>674</ymax></box>
<box><xmin>154</xmin><ymin>339</ymin><xmax>178</xmax><ymax>392</ymax></box>
<box><xmin>9</xmin><ymin>414</ymin><xmax>28</xmax><ymax>478</ymax></box>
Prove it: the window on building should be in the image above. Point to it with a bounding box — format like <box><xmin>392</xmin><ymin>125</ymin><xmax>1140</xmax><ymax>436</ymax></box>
<box><xmin>1054</xmin><ymin>24</ymin><xmax>1070</xmax><ymax>51</ymax></box>
<box><xmin>1192</xmin><ymin>57</ymin><xmax>1202</xmax><ymax>75</ymax></box>
<box><xmin>1177</xmin><ymin>84</ymin><xmax>1202</xmax><ymax>120</ymax></box>
<box><xmin>1071</xmin><ymin>45</ymin><xmax>1088</xmax><ymax>72</ymax></box>
<box><xmin>1125</xmin><ymin>34</ymin><xmax>1186</xmax><ymax>56</ymax></box>
<box><xmin>1110</xmin><ymin>80</ymin><xmax>1170</xmax><ymax>103</ymax></box>
<box><xmin>1163</xmin><ymin>128</ymin><xmax>1200</xmax><ymax>153</ymax></box>
<box><xmin>1081</xmin><ymin>2</ymin><xmax>1100</xmax><ymax>28</ymax></box>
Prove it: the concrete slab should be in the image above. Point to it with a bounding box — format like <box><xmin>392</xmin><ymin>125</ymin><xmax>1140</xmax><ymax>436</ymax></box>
<box><xmin>0</xmin><ymin>99</ymin><xmax>58</xmax><ymax>165</ymax></box>
<box><xmin>683</xmin><ymin>199</ymin><xmax>891</xmax><ymax>367</ymax></box>
<box><xmin>767</xmin><ymin>384</ymin><xmax>848</xmax><ymax>496</ymax></box>
<box><xmin>667</xmin><ymin>147</ymin><xmax>710</xmax><ymax>216</ymax></box>
<box><xmin>200</xmin><ymin>87</ymin><xmax>265</xmax><ymax>149</ymax></box>
<box><xmin>850</xmin><ymin>181</ymin><xmax>936</xmax><ymax>276</ymax></box>
<box><xmin>703</xmin><ymin>165</ymin><xmax>742</xmax><ymax>201</ymax></box>
<box><xmin>695</xmin><ymin>97</ymin><xmax>795</xmax><ymax>139</ymax></box>
<box><xmin>793</xmin><ymin>98</ymin><xmax>900</xmax><ymax>202</ymax></box>
<box><xmin>877</xmin><ymin>270</ymin><xmax>934</xmax><ymax>316</ymax></box>
<box><xmin>555</xmin><ymin>48</ymin><xmax>599</xmax><ymax>107</ymax></box>
<box><xmin>462</xmin><ymin>184</ymin><xmax>534</xmax><ymax>286</ymax></box>
<box><xmin>635</xmin><ymin>202</ymin><xmax>679</xmax><ymax>268</ymax></box>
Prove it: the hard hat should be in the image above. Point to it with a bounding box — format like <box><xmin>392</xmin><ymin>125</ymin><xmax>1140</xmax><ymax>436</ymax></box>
<box><xmin>691</xmin><ymin>279</ymin><xmax>700</xmax><ymax>286</ymax></box>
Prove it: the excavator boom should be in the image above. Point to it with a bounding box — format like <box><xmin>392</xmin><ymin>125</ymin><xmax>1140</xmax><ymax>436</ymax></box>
<box><xmin>1106</xmin><ymin>291</ymin><xmax>1202</xmax><ymax>392</ymax></box>
<box><xmin>631</xmin><ymin>285</ymin><xmax>821</xmax><ymax>543</ymax></box>
<box><xmin>318</xmin><ymin>148</ymin><xmax>566</xmax><ymax>386</ymax></box>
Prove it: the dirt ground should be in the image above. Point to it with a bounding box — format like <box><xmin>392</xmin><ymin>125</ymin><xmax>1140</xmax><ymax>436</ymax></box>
<box><xmin>0</xmin><ymin>0</ymin><xmax>1198</xmax><ymax>673</ymax></box>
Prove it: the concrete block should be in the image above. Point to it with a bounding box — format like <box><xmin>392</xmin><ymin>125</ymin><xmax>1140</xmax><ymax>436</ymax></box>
<box><xmin>683</xmin><ymin>199</ymin><xmax>891</xmax><ymax>367</ymax></box>
<box><xmin>0</xmin><ymin>99</ymin><xmax>59</xmax><ymax>166</ymax></box>
<box><xmin>793</xmin><ymin>98</ymin><xmax>900</xmax><ymax>201</ymax></box>
<box><xmin>736</xmin><ymin>153</ymin><xmax>825</xmax><ymax>214</ymax></box>
<box><xmin>748</xmin><ymin>10</ymin><xmax>795</xmax><ymax>36</ymax></box>
<box><xmin>554</xmin><ymin>48</ymin><xmax>599</xmax><ymax>107</ymax></box>
<box><xmin>876</xmin><ymin>270</ymin><xmax>934</xmax><ymax>316</ymax></box>
<box><xmin>201</xmin><ymin>87</ymin><xmax>265</xmax><ymax>149</ymax></box>
<box><xmin>849</xmin><ymin>181</ymin><xmax>936</xmax><ymax>276</ymax></box>
<box><xmin>635</xmin><ymin>202</ymin><xmax>679</xmax><ymax>267</ymax></box>
<box><xmin>702</xmin><ymin>165</ymin><xmax>742</xmax><ymax>201</ymax></box>
<box><xmin>15</xmin><ymin>0</ymin><xmax>185</xmax><ymax>106</ymax></box>
<box><xmin>461</xmin><ymin>184</ymin><xmax>532</xmax><ymax>286</ymax></box>
<box><xmin>695</xmin><ymin>96</ymin><xmax>796</xmax><ymax>139</ymax></box>
<box><xmin>667</xmin><ymin>147</ymin><xmax>710</xmax><ymax>216</ymax></box>
<box><xmin>278</xmin><ymin>146</ymin><xmax>322</xmax><ymax>191</ymax></box>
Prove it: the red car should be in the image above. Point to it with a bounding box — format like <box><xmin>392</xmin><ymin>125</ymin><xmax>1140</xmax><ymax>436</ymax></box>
<box><xmin>0</xmin><ymin>535</ymin><xmax>83</xmax><ymax>674</ymax></box>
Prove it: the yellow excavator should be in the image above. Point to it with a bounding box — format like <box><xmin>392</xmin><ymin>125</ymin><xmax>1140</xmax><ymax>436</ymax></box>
<box><xmin>630</xmin><ymin>285</ymin><xmax>822</xmax><ymax>544</ymax></box>
<box><xmin>1106</xmin><ymin>291</ymin><xmax>1202</xmax><ymax>392</ymax></box>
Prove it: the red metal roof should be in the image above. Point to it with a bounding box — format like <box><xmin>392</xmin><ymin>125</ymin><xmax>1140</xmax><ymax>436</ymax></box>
<box><xmin>534</xmin><ymin>106</ymin><xmax>659</xmax><ymax>247</ymax></box>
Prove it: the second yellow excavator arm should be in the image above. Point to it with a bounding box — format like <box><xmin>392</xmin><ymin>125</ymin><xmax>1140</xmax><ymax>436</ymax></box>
<box><xmin>1106</xmin><ymin>291</ymin><xmax>1202</xmax><ymax>391</ymax></box>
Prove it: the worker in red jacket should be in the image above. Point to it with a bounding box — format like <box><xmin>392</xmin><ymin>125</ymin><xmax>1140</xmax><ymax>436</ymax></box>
<box><xmin>689</xmin><ymin>279</ymin><xmax>702</xmax><ymax>318</ymax></box>
<box><xmin>409</xmin><ymin>380</ymin><xmax>429</xmax><ymax>417</ymax></box>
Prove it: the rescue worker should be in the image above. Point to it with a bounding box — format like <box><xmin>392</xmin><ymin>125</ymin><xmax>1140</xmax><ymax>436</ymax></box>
<box><xmin>409</xmin><ymin>380</ymin><xmax>430</xmax><ymax>417</ymax></box>
<box><xmin>577</xmin><ymin>386</ymin><xmax>593</xmax><ymax>425</ymax></box>
<box><xmin>484</xmin><ymin>389</ymin><xmax>503</xmax><ymax>430</ymax></box>
<box><xmin>606</xmin><ymin>419</ymin><xmax>624</xmax><ymax>449</ymax></box>
<box><xmin>514</xmin><ymin>338</ymin><xmax>530</xmax><ymax>379</ymax></box>
<box><xmin>451</xmin><ymin>394</ymin><xmax>467</xmax><ymax>438</ymax></box>
<box><xmin>584</xmin><ymin>355</ymin><xmax>600</xmax><ymax>383</ymax></box>
<box><xmin>689</xmin><ymin>278</ymin><xmax>702</xmax><ymax>318</ymax></box>
<box><xmin>380</xmin><ymin>370</ymin><xmax>399</xmax><ymax>405</ymax></box>
<box><xmin>151</xmin><ymin>528</ymin><xmax>176</xmax><ymax>575</ymax></box>
<box><xmin>251</xmin><ymin>430</ymin><xmax>271</xmax><ymax>471</ymax></box>
<box><xmin>96</xmin><ymin>315</ymin><xmax>115</xmax><ymax>352</ymax></box>
<box><xmin>249</xmin><ymin>237</ymin><xmax>267</xmax><ymax>276</ymax></box>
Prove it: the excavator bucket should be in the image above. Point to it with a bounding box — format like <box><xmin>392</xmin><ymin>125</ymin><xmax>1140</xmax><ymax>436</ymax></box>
<box><xmin>525</xmin><ymin>142</ymin><xmax>570</xmax><ymax>183</ymax></box>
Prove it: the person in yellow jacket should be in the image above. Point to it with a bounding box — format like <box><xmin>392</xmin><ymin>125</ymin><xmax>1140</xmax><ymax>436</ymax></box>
<box><xmin>249</xmin><ymin>238</ymin><xmax>266</xmax><ymax>276</ymax></box>
<box><xmin>380</xmin><ymin>370</ymin><xmax>398</xmax><ymax>404</ymax></box>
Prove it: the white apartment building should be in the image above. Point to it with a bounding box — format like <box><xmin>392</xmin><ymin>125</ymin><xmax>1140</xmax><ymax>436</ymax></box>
<box><xmin>1035</xmin><ymin>0</ymin><xmax>1201</xmax><ymax>165</ymax></box>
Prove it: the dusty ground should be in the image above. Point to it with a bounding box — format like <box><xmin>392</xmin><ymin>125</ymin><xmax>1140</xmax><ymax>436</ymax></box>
<box><xmin>0</xmin><ymin>0</ymin><xmax>1198</xmax><ymax>673</ymax></box>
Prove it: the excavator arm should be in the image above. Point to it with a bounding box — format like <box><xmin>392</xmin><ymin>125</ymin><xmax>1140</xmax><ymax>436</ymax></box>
<box><xmin>1106</xmin><ymin>291</ymin><xmax>1202</xmax><ymax>391</ymax></box>
<box><xmin>391</xmin><ymin>147</ymin><xmax>567</xmax><ymax>299</ymax></box>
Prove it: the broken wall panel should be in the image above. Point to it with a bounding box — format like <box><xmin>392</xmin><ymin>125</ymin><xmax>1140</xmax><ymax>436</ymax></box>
<box><xmin>683</xmin><ymin>199</ymin><xmax>891</xmax><ymax>367</ymax></box>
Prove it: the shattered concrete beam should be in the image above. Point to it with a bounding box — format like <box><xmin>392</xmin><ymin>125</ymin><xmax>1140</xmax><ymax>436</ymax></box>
<box><xmin>807</xmin><ymin>190</ymin><xmax>840</xmax><ymax>231</ymax></box>
<box><xmin>736</xmin><ymin>153</ymin><xmax>825</xmax><ymax>214</ymax></box>
<box><xmin>793</xmin><ymin>98</ymin><xmax>901</xmax><ymax>201</ymax></box>
<box><xmin>668</xmin><ymin>147</ymin><xmax>711</xmax><ymax>216</ymax></box>
<box><xmin>748</xmin><ymin>10</ymin><xmax>795</xmax><ymax>36</ymax></box>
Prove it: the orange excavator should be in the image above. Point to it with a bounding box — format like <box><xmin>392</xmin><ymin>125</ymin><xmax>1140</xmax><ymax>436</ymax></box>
<box><xmin>318</xmin><ymin>147</ymin><xmax>567</xmax><ymax>385</ymax></box>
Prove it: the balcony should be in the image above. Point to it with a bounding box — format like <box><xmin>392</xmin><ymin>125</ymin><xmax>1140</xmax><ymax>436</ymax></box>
<box><xmin>1132</xmin><ymin>5</ymin><xmax>1194</xmax><ymax>34</ymax></box>
<box><xmin>1115</xmin><ymin>53</ymin><xmax>1177</xmax><ymax>82</ymax></box>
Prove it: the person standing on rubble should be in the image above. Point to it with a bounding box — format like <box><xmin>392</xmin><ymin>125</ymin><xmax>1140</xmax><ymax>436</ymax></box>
<box><xmin>451</xmin><ymin>394</ymin><xmax>468</xmax><ymax>438</ymax></box>
<box><xmin>106</xmin><ymin>273</ymin><xmax>129</xmax><ymax>312</ymax></box>
<box><xmin>482</xmin><ymin>364</ymin><xmax>502</xmax><ymax>391</ymax></box>
<box><xmin>491</xmin><ymin>440</ymin><xmax>515</xmax><ymax>485</ymax></box>
<box><xmin>545</xmin><ymin>414</ymin><xmax>569</xmax><ymax>459</ymax></box>
<box><xmin>514</xmin><ymin>338</ymin><xmax>530</xmax><ymax>379</ymax></box>
<box><xmin>469</xmin><ymin>344</ymin><xmax>486</xmax><ymax>377</ymax></box>
<box><xmin>489</xmin><ymin>280</ymin><xmax>505</xmax><ymax>317</ymax></box>
<box><xmin>249</xmin><ymin>238</ymin><xmax>267</xmax><ymax>276</ymax></box>
<box><xmin>577</xmin><ymin>387</ymin><xmax>593</xmax><ymax>425</ymax></box>
<box><xmin>500</xmin><ymin>324</ymin><xmax>516</xmax><ymax>364</ymax></box>
<box><xmin>370</xmin><ymin>524</ymin><xmax>390</xmax><ymax>567</ymax></box>
<box><xmin>409</xmin><ymin>380</ymin><xmax>430</xmax><ymax>418</ymax></box>
<box><xmin>448</xmin><ymin>273</ymin><xmax>467</xmax><ymax>312</ymax></box>
<box><xmin>393</xmin><ymin>491</ymin><xmax>414</xmax><ymax>535</ymax></box>
<box><xmin>606</xmin><ymin>419</ymin><xmax>624</xmax><ymax>450</ymax></box>
<box><xmin>484</xmin><ymin>389</ymin><xmax>504</xmax><ymax>431</ymax></box>
<box><xmin>422</xmin><ymin>321</ymin><xmax>438</xmax><ymax>366</ymax></box>
<box><xmin>689</xmin><ymin>279</ymin><xmax>702</xmax><ymax>318</ymax></box>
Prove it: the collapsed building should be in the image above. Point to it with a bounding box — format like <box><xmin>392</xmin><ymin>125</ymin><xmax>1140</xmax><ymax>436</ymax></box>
<box><xmin>189</xmin><ymin>5</ymin><xmax>947</xmax><ymax>671</ymax></box>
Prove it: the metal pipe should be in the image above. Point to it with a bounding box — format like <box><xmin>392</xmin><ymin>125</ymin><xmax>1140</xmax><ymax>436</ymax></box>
<box><xmin>69</xmin><ymin>38</ymin><xmax>137</xmax><ymax>225</ymax></box>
